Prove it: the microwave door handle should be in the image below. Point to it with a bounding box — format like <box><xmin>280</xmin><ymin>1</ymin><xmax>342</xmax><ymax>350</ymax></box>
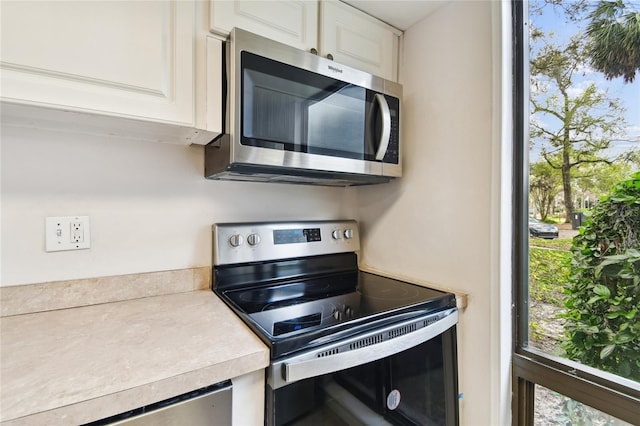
<box><xmin>374</xmin><ymin>93</ymin><xmax>391</xmax><ymax>161</ymax></box>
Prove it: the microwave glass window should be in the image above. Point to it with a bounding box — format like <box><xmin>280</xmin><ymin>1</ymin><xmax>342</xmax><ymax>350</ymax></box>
<box><xmin>248</xmin><ymin>83</ymin><xmax>297</xmax><ymax>144</ymax></box>
<box><xmin>243</xmin><ymin>69</ymin><xmax>310</xmax><ymax>146</ymax></box>
<box><xmin>241</xmin><ymin>52</ymin><xmax>386</xmax><ymax>161</ymax></box>
<box><xmin>307</xmin><ymin>85</ymin><xmax>366</xmax><ymax>156</ymax></box>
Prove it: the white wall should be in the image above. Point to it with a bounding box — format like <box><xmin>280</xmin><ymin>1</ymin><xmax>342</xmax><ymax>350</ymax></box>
<box><xmin>356</xmin><ymin>1</ymin><xmax>506</xmax><ymax>425</ymax></box>
<box><xmin>0</xmin><ymin>126</ymin><xmax>357</xmax><ymax>286</ymax></box>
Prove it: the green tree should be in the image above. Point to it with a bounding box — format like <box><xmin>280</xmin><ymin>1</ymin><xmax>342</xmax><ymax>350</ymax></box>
<box><xmin>562</xmin><ymin>172</ymin><xmax>640</xmax><ymax>381</ymax></box>
<box><xmin>574</xmin><ymin>159</ymin><xmax>638</xmax><ymax>201</ymax></box>
<box><xmin>586</xmin><ymin>0</ymin><xmax>640</xmax><ymax>83</ymax></box>
<box><xmin>530</xmin><ymin>161</ymin><xmax>562</xmax><ymax>220</ymax></box>
<box><xmin>530</xmin><ymin>34</ymin><xmax>628</xmax><ymax>222</ymax></box>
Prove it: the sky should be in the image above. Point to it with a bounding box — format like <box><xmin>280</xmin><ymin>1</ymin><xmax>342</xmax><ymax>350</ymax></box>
<box><xmin>529</xmin><ymin>0</ymin><xmax>640</xmax><ymax>162</ymax></box>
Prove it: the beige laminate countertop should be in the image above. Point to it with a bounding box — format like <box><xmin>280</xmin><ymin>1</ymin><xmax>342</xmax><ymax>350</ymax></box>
<box><xmin>0</xmin><ymin>290</ymin><xmax>269</xmax><ymax>425</ymax></box>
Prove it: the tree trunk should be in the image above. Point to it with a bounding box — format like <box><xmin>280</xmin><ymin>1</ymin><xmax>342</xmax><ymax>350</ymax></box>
<box><xmin>562</xmin><ymin>151</ymin><xmax>573</xmax><ymax>223</ymax></box>
<box><xmin>560</xmin><ymin>92</ymin><xmax>574</xmax><ymax>224</ymax></box>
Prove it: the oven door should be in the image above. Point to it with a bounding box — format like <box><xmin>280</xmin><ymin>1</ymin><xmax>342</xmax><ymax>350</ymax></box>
<box><xmin>266</xmin><ymin>310</ymin><xmax>458</xmax><ymax>426</ymax></box>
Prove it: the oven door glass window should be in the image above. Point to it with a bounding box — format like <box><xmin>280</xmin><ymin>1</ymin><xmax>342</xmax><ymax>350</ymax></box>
<box><xmin>386</xmin><ymin>330</ymin><xmax>459</xmax><ymax>425</ymax></box>
<box><xmin>241</xmin><ymin>52</ymin><xmax>390</xmax><ymax>161</ymax></box>
<box><xmin>268</xmin><ymin>327</ymin><xmax>458</xmax><ymax>426</ymax></box>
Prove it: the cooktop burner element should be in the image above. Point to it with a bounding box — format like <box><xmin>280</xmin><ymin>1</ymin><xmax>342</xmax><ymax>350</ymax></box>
<box><xmin>212</xmin><ymin>220</ymin><xmax>457</xmax><ymax>359</ymax></box>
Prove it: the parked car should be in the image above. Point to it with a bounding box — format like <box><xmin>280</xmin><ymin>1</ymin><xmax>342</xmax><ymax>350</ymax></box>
<box><xmin>529</xmin><ymin>217</ymin><xmax>559</xmax><ymax>239</ymax></box>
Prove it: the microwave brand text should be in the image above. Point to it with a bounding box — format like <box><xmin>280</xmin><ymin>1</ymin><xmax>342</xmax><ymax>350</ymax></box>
<box><xmin>328</xmin><ymin>65</ymin><xmax>343</xmax><ymax>73</ymax></box>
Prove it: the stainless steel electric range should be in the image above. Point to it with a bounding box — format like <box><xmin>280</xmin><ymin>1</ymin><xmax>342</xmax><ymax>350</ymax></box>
<box><xmin>212</xmin><ymin>220</ymin><xmax>459</xmax><ymax>426</ymax></box>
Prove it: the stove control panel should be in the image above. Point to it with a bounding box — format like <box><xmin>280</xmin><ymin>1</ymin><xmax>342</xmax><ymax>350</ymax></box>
<box><xmin>213</xmin><ymin>220</ymin><xmax>360</xmax><ymax>265</ymax></box>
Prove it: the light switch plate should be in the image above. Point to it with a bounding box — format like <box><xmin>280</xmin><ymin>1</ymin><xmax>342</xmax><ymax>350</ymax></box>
<box><xmin>45</xmin><ymin>216</ymin><xmax>91</xmax><ymax>252</ymax></box>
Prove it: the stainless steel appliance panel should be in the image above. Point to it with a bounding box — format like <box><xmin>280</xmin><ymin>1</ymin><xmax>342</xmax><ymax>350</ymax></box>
<box><xmin>87</xmin><ymin>384</ymin><xmax>232</xmax><ymax>426</ymax></box>
<box><xmin>213</xmin><ymin>220</ymin><xmax>359</xmax><ymax>266</ymax></box>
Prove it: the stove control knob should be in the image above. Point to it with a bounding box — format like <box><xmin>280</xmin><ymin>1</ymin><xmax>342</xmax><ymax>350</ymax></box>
<box><xmin>247</xmin><ymin>233</ymin><xmax>261</xmax><ymax>246</ymax></box>
<box><xmin>332</xmin><ymin>230</ymin><xmax>342</xmax><ymax>240</ymax></box>
<box><xmin>345</xmin><ymin>306</ymin><xmax>353</xmax><ymax>317</ymax></box>
<box><xmin>333</xmin><ymin>310</ymin><xmax>342</xmax><ymax>320</ymax></box>
<box><xmin>344</xmin><ymin>229</ymin><xmax>354</xmax><ymax>239</ymax></box>
<box><xmin>229</xmin><ymin>234</ymin><xmax>243</xmax><ymax>247</ymax></box>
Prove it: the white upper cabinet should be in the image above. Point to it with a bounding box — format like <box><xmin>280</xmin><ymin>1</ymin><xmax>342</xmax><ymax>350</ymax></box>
<box><xmin>209</xmin><ymin>0</ymin><xmax>401</xmax><ymax>81</ymax></box>
<box><xmin>210</xmin><ymin>1</ymin><xmax>318</xmax><ymax>51</ymax></box>
<box><xmin>1</xmin><ymin>1</ymin><xmax>220</xmax><ymax>144</ymax></box>
<box><xmin>319</xmin><ymin>1</ymin><xmax>401</xmax><ymax>81</ymax></box>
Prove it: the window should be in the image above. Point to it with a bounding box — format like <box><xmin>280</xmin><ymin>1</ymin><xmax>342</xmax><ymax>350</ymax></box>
<box><xmin>512</xmin><ymin>1</ymin><xmax>640</xmax><ymax>424</ymax></box>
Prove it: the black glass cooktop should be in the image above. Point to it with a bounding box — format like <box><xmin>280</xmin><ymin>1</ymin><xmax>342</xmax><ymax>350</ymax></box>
<box><xmin>225</xmin><ymin>272</ymin><xmax>450</xmax><ymax>319</ymax></box>
<box><xmin>237</xmin><ymin>272</ymin><xmax>452</xmax><ymax>337</ymax></box>
<box><xmin>215</xmin><ymin>256</ymin><xmax>456</xmax><ymax>359</ymax></box>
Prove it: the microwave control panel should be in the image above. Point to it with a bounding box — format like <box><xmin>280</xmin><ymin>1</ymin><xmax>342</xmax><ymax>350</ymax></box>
<box><xmin>383</xmin><ymin>95</ymin><xmax>400</xmax><ymax>165</ymax></box>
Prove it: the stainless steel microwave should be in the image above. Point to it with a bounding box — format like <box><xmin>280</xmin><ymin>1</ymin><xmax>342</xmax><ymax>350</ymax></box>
<box><xmin>205</xmin><ymin>28</ymin><xmax>402</xmax><ymax>186</ymax></box>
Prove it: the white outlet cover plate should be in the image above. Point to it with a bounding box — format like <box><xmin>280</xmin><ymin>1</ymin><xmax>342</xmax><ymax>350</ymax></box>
<box><xmin>45</xmin><ymin>216</ymin><xmax>91</xmax><ymax>252</ymax></box>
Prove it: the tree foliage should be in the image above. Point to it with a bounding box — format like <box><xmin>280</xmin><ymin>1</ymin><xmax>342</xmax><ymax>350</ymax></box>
<box><xmin>574</xmin><ymin>159</ymin><xmax>639</xmax><ymax>199</ymax></box>
<box><xmin>586</xmin><ymin>0</ymin><xmax>640</xmax><ymax>83</ymax></box>
<box><xmin>530</xmin><ymin>0</ymin><xmax>640</xmax><ymax>83</ymax></box>
<box><xmin>530</xmin><ymin>161</ymin><xmax>562</xmax><ymax>220</ymax></box>
<box><xmin>562</xmin><ymin>172</ymin><xmax>640</xmax><ymax>380</ymax></box>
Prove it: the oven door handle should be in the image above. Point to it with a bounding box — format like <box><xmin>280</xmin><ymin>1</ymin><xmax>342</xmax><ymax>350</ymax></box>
<box><xmin>281</xmin><ymin>309</ymin><xmax>457</xmax><ymax>386</ymax></box>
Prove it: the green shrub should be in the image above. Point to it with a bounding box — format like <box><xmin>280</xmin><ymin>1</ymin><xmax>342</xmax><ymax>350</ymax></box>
<box><xmin>562</xmin><ymin>172</ymin><xmax>640</xmax><ymax>381</ymax></box>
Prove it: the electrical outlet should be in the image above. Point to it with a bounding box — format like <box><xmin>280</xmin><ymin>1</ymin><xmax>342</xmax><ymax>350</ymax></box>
<box><xmin>46</xmin><ymin>216</ymin><xmax>91</xmax><ymax>252</ymax></box>
<box><xmin>70</xmin><ymin>221</ymin><xmax>84</xmax><ymax>243</ymax></box>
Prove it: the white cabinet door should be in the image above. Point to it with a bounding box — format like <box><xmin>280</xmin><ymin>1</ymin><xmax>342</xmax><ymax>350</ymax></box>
<box><xmin>208</xmin><ymin>0</ymin><xmax>401</xmax><ymax>81</ymax></box>
<box><xmin>210</xmin><ymin>0</ymin><xmax>318</xmax><ymax>52</ymax></box>
<box><xmin>1</xmin><ymin>1</ymin><xmax>196</xmax><ymax>127</ymax></box>
<box><xmin>320</xmin><ymin>0</ymin><xmax>401</xmax><ymax>81</ymax></box>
